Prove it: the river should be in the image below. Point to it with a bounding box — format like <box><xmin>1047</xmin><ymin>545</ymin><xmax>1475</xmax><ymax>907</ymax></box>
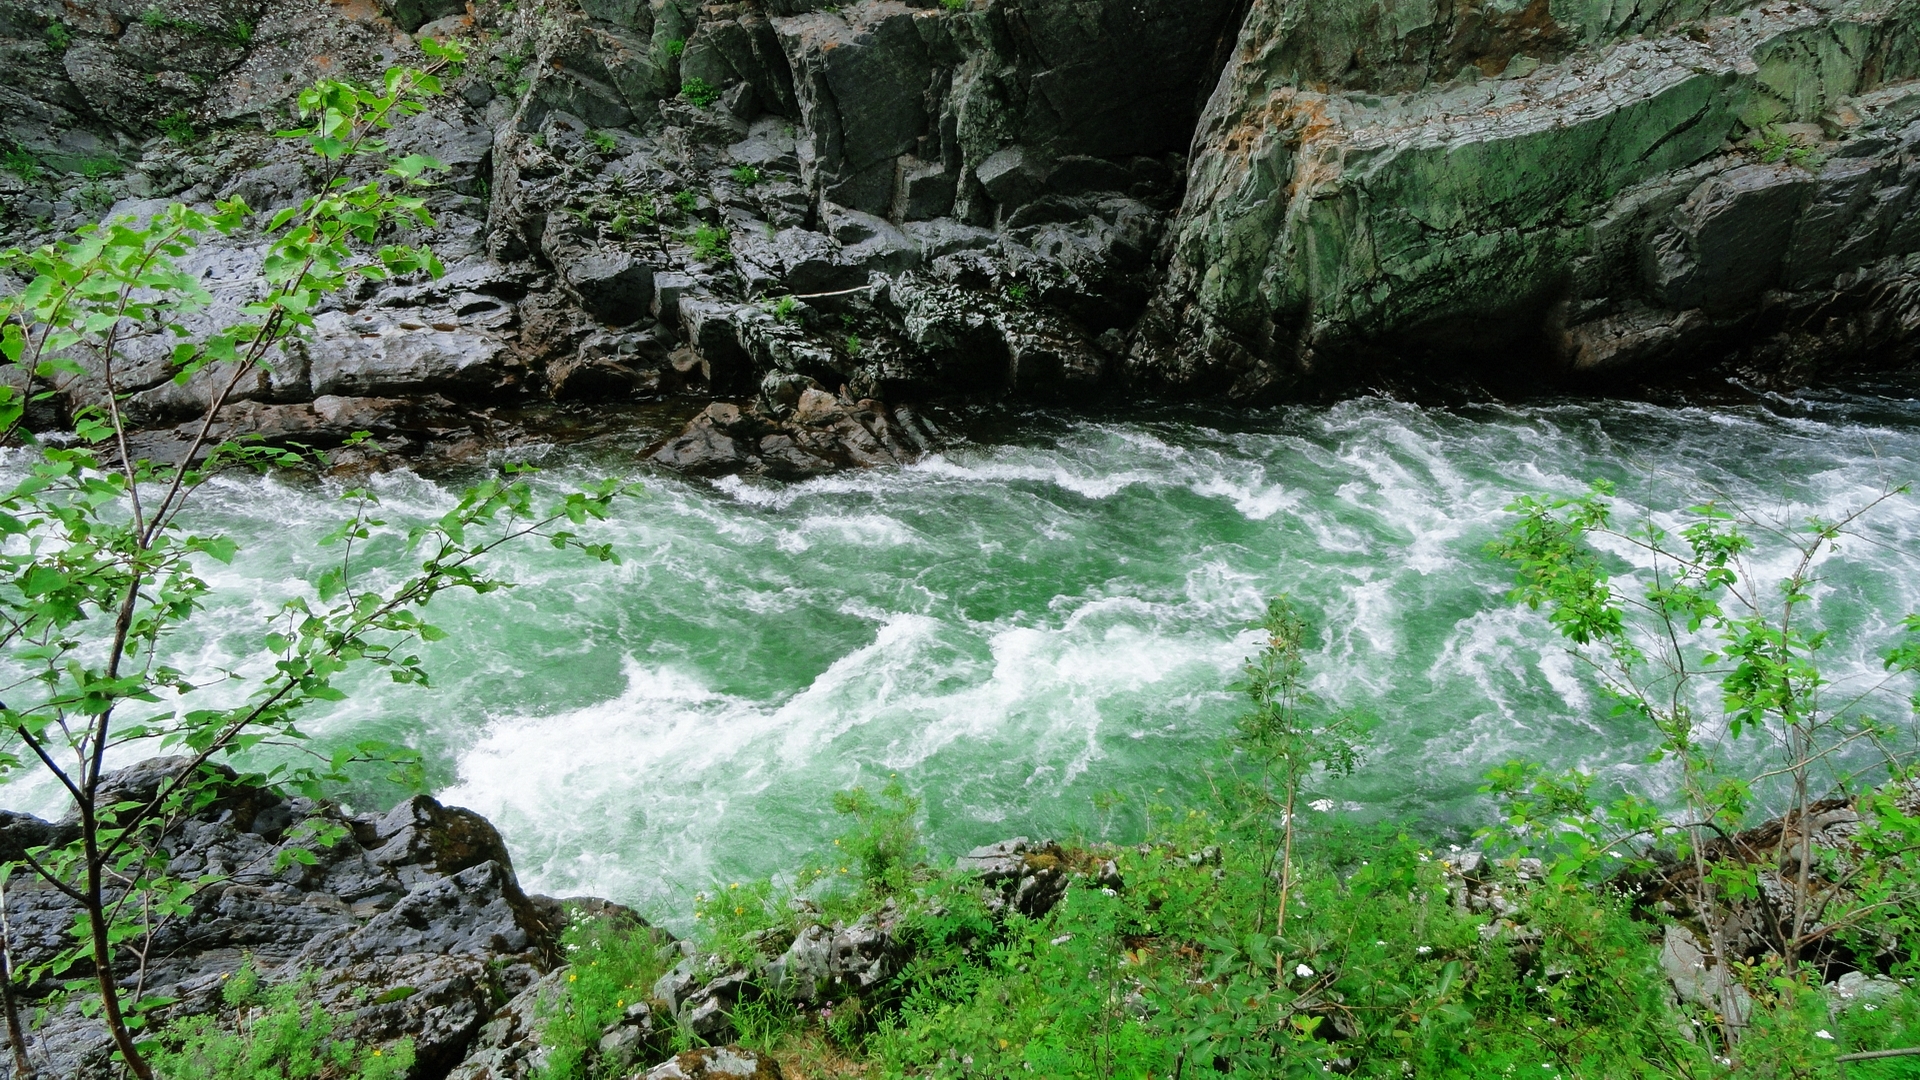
<box><xmin>8</xmin><ymin>384</ymin><xmax>1920</xmax><ymax>925</ymax></box>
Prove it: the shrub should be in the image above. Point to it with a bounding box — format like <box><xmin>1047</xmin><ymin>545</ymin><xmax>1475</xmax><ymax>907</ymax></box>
<box><xmin>680</xmin><ymin>77</ymin><xmax>720</xmax><ymax>108</ymax></box>
<box><xmin>831</xmin><ymin>776</ymin><xmax>923</xmax><ymax>897</ymax></box>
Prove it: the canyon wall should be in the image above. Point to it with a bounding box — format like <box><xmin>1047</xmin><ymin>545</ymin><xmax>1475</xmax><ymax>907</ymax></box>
<box><xmin>1</xmin><ymin>0</ymin><xmax>1917</xmax><ymax>466</ymax></box>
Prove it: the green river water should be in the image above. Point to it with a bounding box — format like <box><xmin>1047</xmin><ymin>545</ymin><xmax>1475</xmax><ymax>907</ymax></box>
<box><xmin>9</xmin><ymin>387</ymin><xmax>1920</xmax><ymax>926</ymax></box>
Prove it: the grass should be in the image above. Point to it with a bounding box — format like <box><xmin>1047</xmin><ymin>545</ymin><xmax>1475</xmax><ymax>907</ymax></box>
<box><xmin>2</xmin><ymin>146</ymin><xmax>40</xmax><ymax>183</ymax></box>
<box><xmin>688</xmin><ymin>223</ymin><xmax>731</xmax><ymax>264</ymax></box>
<box><xmin>148</xmin><ymin>963</ymin><xmax>415</xmax><ymax>1080</ymax></box>
<box><xmin>158</xmin><ymin>110</ymin><xmax>199</xmax><ymax>145</ymax></box>
<box><xmin>681</xmin><ymin>77</ymin><xmax>721</xmax><ymax>108</ymax></box>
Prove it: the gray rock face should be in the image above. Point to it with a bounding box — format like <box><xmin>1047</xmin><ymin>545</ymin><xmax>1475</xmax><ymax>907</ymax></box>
<box><xmin>957</xmin><ymin>837</ymin><xmax>1071</xmax><ymax>917</ymax></box>
<box><xmin>5</xmin><ymin>0</ymin><xmax>1919</xmax><ymax>475</ymax></box>
<box><xmin>764</xmin><ymin>902</ymin><xmax>905</xmax><ymax>1004</ymax></box>
<box><xmin>0</xmin><ymin>759</ymin><xmax>565</xmax><ymax>1079</ymax></box>
<box><xmin>643</xmin><ymin>1045</ymin><xmax>785</xmax><ymax>1080</ymax></box>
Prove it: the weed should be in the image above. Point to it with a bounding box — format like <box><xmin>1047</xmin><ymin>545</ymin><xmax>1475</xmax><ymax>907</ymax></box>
<box><xmin>665</xmin><ymin>38</ymin><xmax>686</xmax><ymax>58</ymax></box>
<box><xmin>772</xmin><ymin>295</ymin><xmax>797</xmax><ymax>324</ymax></box>
<box><xmin>942</xmin><ymin>0</ymin><xmax>967</xmax><ymax>9</ymax></box>
<box><xmin>688</xmin><ymin>223</ymin><xmax>731</xmax><ymax>263</ymax></box>
<box><xmin>45</xmin><ymin>21</ymin><xmax>72</xmax><ymax>50</ymax></box>
<box><xmin>588</xmin><ymin>130</ymin><xmax>618</xmax><ymax>154</ymax></box>
<box><xmin>1748</xmin><ymin>123</ymin><xmax>1827</xmax><ymax>170</ymax></box>
<box><xmin>672</xmin><ymin>189</ymin><xmax>700</xmax><ymax>214</ymax></box>
<box><xmin>831</xmin><ymin>776</ymin><xmax>922</xmax><ymax>897</ymax></box>
<box><xmin>680</xmin><ymin>77</ymin><xmax>720</xmax><ymax>108</ymax></box>
<box><xmin>532</xmin><ymin>915</ymin><xmax>679</xmax><ymax>1080</ymax></box>
<box><xmin>731</xmin><ymin>164</ymin><xmax>761</xmax><ymax>187</ymax></box>
<box><xmin>70</xmin><ymin>155</ymin><xmax>121</xmax><ymax>179</ymax></box>
<box><xmin>139</xmin><ymin>6</ymin><xmax>205</xmax><ymax>35</ymax></box>
<box><xmin>148</xmin><ymin>963</ymin><xmax>416</xmax><ymax>1080</ymax></box>
<box><xmin>1</xmin><ymin>146</ymin><xmax>39</xmax><ymax>183</ymax></box>
<box><xmin>1004</xmin><ymin>282</ymin><xmax>1028</xmax><ymax>303</ymax></box>
<box><xmin>226</xmin><ymin>18</ymin><xmax>253</xmax><ymax>46</ymax></box>
<box><xmin>845</xmin><ymin>333</ymin><xmax>863</xmax><ymax>356</ymax></box>
<box><xmin>157</xmin><ymin>111</ymin><xmax>199</xmax><ymax>145</ymax></box>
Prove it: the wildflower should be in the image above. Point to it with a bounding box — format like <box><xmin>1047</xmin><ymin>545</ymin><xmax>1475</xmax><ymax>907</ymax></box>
<box><xmin>568</xmin><ymin>973</ymin><xmax>578</xmax><ymax>982</ymax></box>
<box><xmin>373</xmin><ymin>1049</ymin><xmax>383</xmax><ymax>1057</ymax></box>
<box><xmin>731</xmin><ymin>882</ymin><xmax>739</xmax><ymax>889</ymax></box>
<box><xmin>1309</xmin><ymin>798</ymin><xmax>1335</xmax><ymax>812</ymax></box>
<box><xmin>1296</xmin><ymin>964</ymin><xmax>1314</xmax><ymax>978</ymax></box>
<box><xmin>1815</xmin><ymin>1030</ymin><xmax>1834</xmax><ymax>1040</ymax></box>
<box><xmin>735</xmin><ymin>906</ymin><xmax>744</xmax><ymax>915</ymax></box>
<box><xmin>1416</xmin><ymin>946</ymin><xmax>1432</xmax><ymax>955</ymax></box>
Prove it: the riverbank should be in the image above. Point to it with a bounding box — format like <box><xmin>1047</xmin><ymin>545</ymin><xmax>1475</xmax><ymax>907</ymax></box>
<box><xmin>5</xmin><ymin>755</ymin><xmax>1918</xmax><ymax>1078</ymax></box>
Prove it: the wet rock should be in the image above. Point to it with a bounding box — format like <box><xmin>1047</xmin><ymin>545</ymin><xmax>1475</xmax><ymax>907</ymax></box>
<box><xmin>647</xmin><ymin>392</ymin><xmax>930</xmax><ymax>479</ymax></box>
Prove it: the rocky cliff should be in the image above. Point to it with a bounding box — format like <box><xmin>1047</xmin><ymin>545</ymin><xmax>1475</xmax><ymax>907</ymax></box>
<box><xmin>1</xmin><ymin>0</ymin><xmax>1916</xmax><ymax>471</ymax></box>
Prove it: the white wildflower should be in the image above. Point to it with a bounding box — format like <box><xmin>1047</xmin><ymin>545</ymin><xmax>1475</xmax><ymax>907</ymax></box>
<box><xmin>1815</xmin><ymin>1030</ymin><xmax>1834</xmax><ymax>1040</ymax></box>
<box><xmin>1416</xmin><ymin>946</ymin><xmax>1432</xmax><ymax>955</ymax></box>
<box><xmin>1296</xmin><ymin>963</ymin><xmax>1314</xmax><ymax>978</ymax></box>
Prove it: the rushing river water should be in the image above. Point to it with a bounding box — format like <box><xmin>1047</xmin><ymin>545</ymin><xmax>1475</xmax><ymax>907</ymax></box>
<box><xmin>8</xmin><ymin>385</ymin><xmax>1920</xmax><ymax>923</ymax></box>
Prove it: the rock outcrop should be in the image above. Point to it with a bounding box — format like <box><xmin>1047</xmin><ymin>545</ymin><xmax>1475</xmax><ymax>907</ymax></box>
<box><xmin>1140</xmin><ymin>0</ymin><xmax>1920</xmax><ymax>395</ymax></box>
<box><xmin>2</xmin><ymin>0</ymin><xmax>1918</xmax><ymax>472</ymax></box>
<box><xmin>0</xmin><ymin>758</ymin><xmax>586</xmax><ymax>1079</ymax></box>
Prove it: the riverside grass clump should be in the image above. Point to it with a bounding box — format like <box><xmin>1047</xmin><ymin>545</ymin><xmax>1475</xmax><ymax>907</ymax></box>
<box><xmin>528</xmin><ymin>487</ymin><xmax>1920</xmax><ymax>1080</ymax></box>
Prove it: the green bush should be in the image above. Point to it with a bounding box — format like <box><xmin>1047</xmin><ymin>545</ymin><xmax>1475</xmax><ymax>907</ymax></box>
<box><xmin>831</xmin><ymin>777</ymin><xmax>922</xmax><ymax>897</ymax></box>
<box><xmin>730</xmin><ymin>164</ymin><xmax>761</xmax><ymax>187</ymax></box>
<box><xmin>680</xmin><ymin>77</ymin><xmax>720</xmax><ymax>108</ymax></box>
<box><xmin>149</xmin><ymin>964</ymin><xmax>415</xmax><ymax>1080</ymax></box>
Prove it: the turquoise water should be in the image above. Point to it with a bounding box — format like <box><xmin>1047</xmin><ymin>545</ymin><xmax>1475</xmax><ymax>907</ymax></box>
<box><xmin>7</xmin><ymin>389</ymin><xmax>1920</xmax><ymax>924</ymax></box>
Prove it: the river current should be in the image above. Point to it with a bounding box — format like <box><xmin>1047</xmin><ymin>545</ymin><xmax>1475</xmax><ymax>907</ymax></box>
<box><xmin>9</xmin><ymin>387</ymin><xmax>1920</xmax><ymax>924</ymax></box>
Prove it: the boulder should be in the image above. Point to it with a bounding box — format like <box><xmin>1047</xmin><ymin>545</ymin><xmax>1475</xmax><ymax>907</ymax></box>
<box><xmin>642</xmin><ymin>1045</ymin><xmax>784</xmax><ymax>1080</ymax></box>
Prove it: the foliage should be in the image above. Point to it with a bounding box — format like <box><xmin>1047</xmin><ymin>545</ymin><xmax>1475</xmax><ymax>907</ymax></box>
<box><xmin>157</xmin><ymin>111</ymin><xmax>199</xmax><ymax>145</ymax></box>
<box><xmin>730</xmin><ymin>165</ymin><xmax>761</xmax><ymax>187</ymax></box>
<box><xmin>831</xmin><ymin>777</ymin><xmax>924</xmax><ymax>898</ymax></box>
<box><xmin>534</xmin><ymin>915</ymin><xmax>679</xmax><ymax>1080</ymax></box>
<box><xmin>671</xmin><ymin>189</ymin><xmax>699</xmax><ymax>215</ymax></box>
<box><xmin>664</xmin><ymin>39</ymin><xmax>686</xmax><ymax>58</ymax></box>
<box><xmin>1487</xmin><ymin>480</ymin><xmax>1920</xmax><ymax>1056</ymax></box>
<box><xmin>1749</xmin><ymin>124</ymin><xmax>1826</xmax><ymax>170</ymax></box>
<box><xmin>680</xmin><ymin>77</ymin><xmax>720</xmax><ymax>108</ymax></box>
<box><xmin>44</xmin><ymin>22</ymin><xmax>71</xmax><ymax>51</ymax></box>
<box><xmin>688</xmin><ymin>223</ymin><xmax>730</xmax><ymax>264</ymax></box>
<box><xmin>588</xmin><ymin>130</ymin><xmax>618</xmax><ymax>154</ymax></box>
<box><xmin>941</xmin><ymin>0</ymin><xmax>967</xmax><ymax>10</ymax></box>
<box><xmin>1230</xmin><ymin>596</ymin><xmax>1369</xmax><ymax>944</ymax></box>
<box><xmin>1</xmin><ymin>147</ymin><xmax>38</xmax><ymax>184</ymax></box>
<box><xmin>148</xmin><ymin>963</ymin><xmax>415</xmax><ymax>1080</ymax></box>
<box><xmin>0</xmin><ymin>39</ymin><xmax>634</xmax><ymax>1080</ymax></box>
<box><xmin>770</xmin><ymin>295</ymin><xmax>798</xmax><ymax>324</ymax></box>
